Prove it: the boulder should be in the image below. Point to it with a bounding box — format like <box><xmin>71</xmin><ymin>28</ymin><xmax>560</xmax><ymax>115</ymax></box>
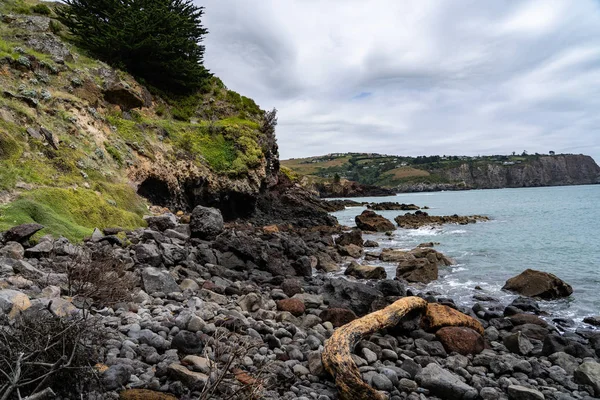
<box><xmin>190</xmin><ymin>206</ymin><xmax>224</xmax><ymax>240</ymax></box>
<box><xmin>422</xmin><ymin>303</ymin><xmax>485</xmax><ymax>335</ymax></box>
<box><xmin>344</xmin><ymin>261</ymin><xmax>387</xmax><ymax>280</ymax></box>
<box><xmin>335</xmin><ymin>230</ymin><xmax>363</xmax><ymax>247</ymax></box>
<box><xmin>416</xmin><ymin>363</ymin><xmax>478</xmax><ymax>400</ymax></box>
<box><xmin>395</xmin><ymin>211</ymin><xmax>489</xmax><ymax>229</ymax></box>
<box><xmin>281</xmin><ymin>279</ymin><xmax>302</xmax><ymax>297</ymax></box>
<box><xmin>337</xmin><ymin>244</ymin><xmax>363</xmax><ymax>258</ymax></box>
<box><xmin>277</xmin><ymin>298</ymin><xmax>305</xmax><ymax>316</ymax></box>
<box><xmin>316</xmin><ymin>252</ymin><xmax>340</xmax><ymax>272</ymax></box>
<box><xmin>354</xmin><ymin>210</ymin><xmax>395</xmax><ymax>232</ymax></box>
<box><xmin>0</xmin><ymin>289</ymin><xmax>31</xmax><ymax>318</ymax></box>
<box><xmin>0</xmin><ymin>242</ymin><xmax>25</xmax><ymax>259</ymax></box>
<box><xmin>102</xmin><ymin>364</ymin><xmax>133</xmax><ymax>390</ymax></box>
<box><xmin>574</xmin><ymin>362</ymin><xmax>600</xmax><ymax>396</ymax></box>
<box><xmin>24</xmin><ymin>240</ymin><xmax>53</xmax><ymax>258</ymax></box>
<box><xmin>2</xmin><ymin>223</ymin><xmax>44</xmax><ymax>243</ymax></box>
<box><xmin>321</xmin><ymin>278</ymin><xmax>384</xmax><ymax>316</ymax></box>
<box><xmin>171</xmin><ymin>331</ymin><xmax>203</xmax><ymax>355</ymax></box>
<box><xmin>435</xmin><ymin>327</ymin><xmax>485</xmax><ymax>355</ymax></box>
<box><xmin>391</xmin><ymin>248</ymin><xmax>452</xmax><ymax>284</ymax></box>
<box><xmin>135</xmin><ymin>243</ymin><xmax>162</xmax><ymax>267</ymax></box>
<box><xmin>144</xmin><ymin>214</ymin><xmax>177</xmax><ymax>232</ymax></box>
<box><xmin>319</xmin><ymin>307</ymin><xmax>357</xmax><ymax>327</ymax></box>
<box><xmin>103</xmin><ymin>81</ymin><xmax>146</xmax><ymax>110</ymax></box>
<box><xmin>363</xmin><ymin>240</ymin><xmax>379</xmax><ymax>247</ymax></box>
<box><xmin>503</xmin><ymin>331</ymin><xmax>534</xmax><ymax>356</ymax></box>
<box><xmin>167</xmin><ymin>363</ymin><xmax>208</xmax><ymax>389</ymax></box>
<box><xmin>141</xmin><ymin>267</ymin><xmax>180</xmax><ymax>294</ymax></box>
<box><xmin>583</xmin><ymin>316</ymin><xmax>600</xmax><ymax>326</ymax></box>
<box><xmin>502</xmin><ymin>269</ymin><xmax>573</xmax><ymax>299</ymax></box>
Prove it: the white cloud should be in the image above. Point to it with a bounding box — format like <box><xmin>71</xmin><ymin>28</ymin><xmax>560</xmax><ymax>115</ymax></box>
<box><xmin>199</xmin><ymin>0</ymin><xmax>600</xmax><ymax>162</ymax></box>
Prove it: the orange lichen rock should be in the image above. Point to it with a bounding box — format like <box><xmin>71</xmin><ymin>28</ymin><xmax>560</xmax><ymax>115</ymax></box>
<box><xmin>119</xmin><ymin>389</ymin><xmax>178</xmax><ymax>400</ymax></box>
<box><xmin>421</xmin><ymin>303</ymin><xmax>484</xmax><ymax>335</ymax></box>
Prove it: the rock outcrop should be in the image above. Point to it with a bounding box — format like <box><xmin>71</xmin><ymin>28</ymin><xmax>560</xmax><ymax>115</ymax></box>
<box><xmin>395</xmin><ymin>211</ymin><xmax>489</xmax><ymax>229</ymax></box>
<box><xmin>355</xmin><ymin>210</ymin><xmax>395</xmax><ymax>232</ymax></box>
<box><xmin>502</xmin><ymin>269</ymin><xmax>573</xmax><ymax>299</ymax></box>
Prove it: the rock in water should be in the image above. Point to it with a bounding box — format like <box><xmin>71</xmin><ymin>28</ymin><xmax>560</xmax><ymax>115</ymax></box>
<box><xmin>502</xmin><ymin>269</ymin><xmax>573</xmax><ymax>299</ymax></box>
<box><xmin>335</xmin><ymin>229</ymin><xmax>363</xmax><ymax>247</ymax></box>
<box><xmin>190</xmin><ymin>206</ymin><xmax>224</xmax><ymax>240</ymax></box>
<box><xmin>416</xmin><ymin>363</ymin><xmax>478</xmax><ymax>400</ymax></box>
<box><xmin>354</xmin><ymin>210</ymin><xmax>395</xmax><ymax>232</ymax></box>
<box><xmin>344</xmin><ymin>261</ymin><xmax>387</xmax><ymax>280</ymax></box>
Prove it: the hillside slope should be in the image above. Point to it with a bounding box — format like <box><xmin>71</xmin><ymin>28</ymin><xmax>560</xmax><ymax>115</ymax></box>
<box><xmin>0</xmin><ymin>3</ymin><xmax>281</xmax><ymax>240</ymax></box>
<box><xmin>282</xmin><ymin>153</ymin><xmax>600</xmax><ymax>194</ymax></box>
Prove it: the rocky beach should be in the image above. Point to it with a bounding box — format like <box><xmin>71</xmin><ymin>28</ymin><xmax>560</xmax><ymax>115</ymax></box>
<box><xmin>1</xmin><ymin>198</ymin><xmax>600</xmax><ymax>400</ymax></box>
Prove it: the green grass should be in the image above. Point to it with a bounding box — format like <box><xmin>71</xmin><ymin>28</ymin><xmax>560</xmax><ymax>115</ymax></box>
<box><xmin>0</xmin><ymin>186</ymin><xmax>146</xmax><ymax>242</ymax></box>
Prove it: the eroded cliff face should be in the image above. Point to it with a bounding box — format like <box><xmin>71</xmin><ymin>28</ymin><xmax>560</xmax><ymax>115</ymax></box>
<box><xmin>436</xmin><ymin>155</ymin><xmax>600</xmax><ymax>189</ymax></box>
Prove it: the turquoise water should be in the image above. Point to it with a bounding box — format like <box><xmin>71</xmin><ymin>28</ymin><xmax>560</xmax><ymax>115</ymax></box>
<box><xmin>331</xmin><ymin>185</ymin><xmax>600</xmax><ymax>327</ymax></box>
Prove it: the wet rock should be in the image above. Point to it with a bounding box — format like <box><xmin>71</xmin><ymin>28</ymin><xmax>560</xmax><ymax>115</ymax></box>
<box><xmin>583</xmin><ymin>316</ymin><xmax>600</xmax><ymax>326</ymax></box>
<box><xmin>141</xmin><ymin>267</ymin><xmax>180</xmax><ymax>294</ymax></box>
<box><xmin>416</xmin><ymin>363</ymin><xmax>477</xmax><ymax>400</ymax></box>
<box><xmin>190</xmin><ymin>206</ymin><xmax>224</xmax><ymax>240</ymax></box>
<box><xmin>390</xmin><ymin>247</ymin><xmax>452</xmax><ymax>284</ymax></box>
<box><xmin>319</xmin><ymin>307</ymin><xmax>357</xmax><ymax>327</ymax></box>
<box><xmin>1</xmin><ymin>223</ymin><xmax>44</xmax><ymax>243</ymax></box>
<box><xmin>503</xmin><ymin>269</ymin><xmax>573</xmax><ymax>299</ymax></box>
<box><xmin>335</xmin><ymin>230</ymin><xmax>363</xmax><ymax>247</ymax></box>
<box><xmin>395</xmin><ymin>211</ymin><xmax>489</xmax><ymax>229</ymax></box>
<box><xmin>355</xmin><ymin>210</ymin><xmax>395</xmax><ymax>232</ymax></box>
<box><xmin>344</xmin><ymin>261</ymin><xmax>387</xmax><ymax>280</ymax></box>
<box><xmin>364</xmin><ymin>240</ymin><xmax>379</xmax><ymax>247</ymax></box>
<box><xmin>436</xmin><ymin>327</ymin><xmax>485</xmax><ymax>355</ymax></box>
<box><xmin>338</xmin><ymin>244</ymin><xmax>363</xmax><ymax>258</ymax></box>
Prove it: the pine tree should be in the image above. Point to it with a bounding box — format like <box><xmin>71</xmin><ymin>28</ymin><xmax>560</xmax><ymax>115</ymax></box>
<box><xmin>56</xmin><ymin>0</ymin><xmax>211</xmax><ymax>94</ymax></box>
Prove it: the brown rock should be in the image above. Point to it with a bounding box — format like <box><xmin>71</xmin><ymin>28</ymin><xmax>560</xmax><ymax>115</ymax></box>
<box><xmin>281</xmin><ymin>279</ymin><xmax>302</xmax><ymax>297</ymax></box>
<box><xmin>508</xmin><ymin>313</ymin><xmax>548</xmax><ymax>327</ymax></box>
<box><xmin>421</xmin><ymin>303</ymin><xmax>485</xmax><ymax>335</ymax></box>
<box><xmin>394</xmin><ymin>211</ymin><xmax>489</xmax><ymax>229</ymax></box>
<box><xmin>355</xmin><ymin>210</ymin><xmax>395</xmax><ymax>232</ymax></box>
<box><xmin>338</xmin><ymin>244</ymin><xmax>363</xmax><ymax>258</ymax></box>
<box><xmin>436</xmin><ymin>327</ymin><xmax>485</xmax><ymax>355</ymax></box>
<box><xmin>104</xmin><ymin>81</ymin><xmax>145</xmax><ymax>110</ymax></box>
<box><xmin>335</xmin><ymin>230</ymin><xmax>364</xmax><ymax>247</ymax></box>
<box><xmin>344</xmin><ymin>261</ymin><xmax>387</xmax><ymax>280</ymax></box>
<box><xmin>120</xmin><ymin>389</ymin><xmax>178</xmax><ymax>400</ymax></box>
<box><xmin>502</xmin><ymin>269</ymin><xmax>573</xmax><ymax>299</ymax></box>
<box><xmin>263</xmin><ymin>225</ymin><xmax>279</xmax><ymax>234</ymax></box>
<box><xmin>389</xmin><ymin>247</ymin><xmax>453</xmax><ymax>284</ymax></box>
<box><xmin>277</xmin><ymin>298</ymin><xmax>306</xmax><ymax>316</ymax></box>
<box><xmin>316</xmin><ymin>253</ymin><xmax>340</xmax><ymax>272</ymax></box>
<box><xmin>320</xmin><ymin>307</ymin><xmax>358</xmax><ymax>327</ymax></box>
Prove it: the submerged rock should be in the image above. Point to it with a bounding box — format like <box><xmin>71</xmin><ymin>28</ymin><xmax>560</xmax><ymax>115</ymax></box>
<box><xmin>502</xmin><ymin>269</ymin><xmax>573</xmax><ymax>299</ymax></box>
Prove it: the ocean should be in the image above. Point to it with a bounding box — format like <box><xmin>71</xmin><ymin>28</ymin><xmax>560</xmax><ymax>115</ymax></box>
<box><xmin>330</xmin><ymin>184</ymin><xmax>600</xmax><ymax>328</ymax></box>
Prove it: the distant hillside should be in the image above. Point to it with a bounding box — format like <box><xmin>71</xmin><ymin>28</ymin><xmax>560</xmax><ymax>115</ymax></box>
<box><xmin>282</xmin><ymin>152</ymin><xmax>600</xmax><ymax>193</ymax></box>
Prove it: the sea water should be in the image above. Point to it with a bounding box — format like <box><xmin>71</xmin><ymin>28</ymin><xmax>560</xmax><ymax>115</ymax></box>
<box><xmin>331</xmin><ymin>184</ymin><xmax>600</xmax><ymax>327</ymax></box>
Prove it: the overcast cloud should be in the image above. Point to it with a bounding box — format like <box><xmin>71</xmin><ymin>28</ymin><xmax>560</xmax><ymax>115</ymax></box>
<box><xmin>199</xmin><ymin>0</ymin><xmax>600</xmax><ymax>161</ymax></box>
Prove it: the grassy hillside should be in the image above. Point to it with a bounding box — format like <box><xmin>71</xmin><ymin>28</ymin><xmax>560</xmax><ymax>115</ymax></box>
<box><xmin>281</xmin><ymin>152</ymin><xmax>563</xmax><ymax>188</ymax></box>
<box><xmin>0</xmin><ymin>1</ymin><xmax>273</xmax><ymax>241</ymax></box>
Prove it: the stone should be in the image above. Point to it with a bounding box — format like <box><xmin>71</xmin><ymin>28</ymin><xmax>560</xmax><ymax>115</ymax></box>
<box><xmin>507</xmin><ymin>385</ymin><xmax>545</xmax><ymax>400</ymax></box>
<box><xmin>2</xmin><ymin>223</ymin><xmax>44</xmax><ymax>243</ymax></box>
<box><xmin>389</xmin><ymin>247</ymin><xmax>452</xmax><ymax>284</ymax></box>
<box><xmin>574</xmin><ymin>362</ymin><xmax>600</xmax><ymax>396</ymax></box>
<box><xmin>141</xmin><ymin>267</ymin><xmax>180</xmax><ymax>294</ymax></box>
<box><xmin>316</xmin><ymin>252</ymin><xmax>340</xmax><ymax>272</ymax></box>
<box><xmin>416</xmin><ymin>363</ymin><xmax>477</xmax><ymax>400</ymax></box>
<box><xmin>144</xmin><ymin>214</ymin><xmax>178</xmax><ymax>232</ymax></box>
<box><xmin>0</xmin><ymin>242</ymin><xmax>25</xmax><ymax>259</ymax></box>
<box><xmin>0</xmin><ymin>289</ymin><xmax>31</xmax><ymax>318</ymax></box>
<box><xmin>549</xmin><ymin>352</ymin><xmax>579</xmax><ymax>375</ymax></box>
<box><xmin>583</xmin><ymin>315</ymin><xmax>600</xmax><ymax>326</ymax></box>
<box><xmin>508</xmin><ymin>313</ymin><xmax>548</xmax><ymax>327</ymax></box>
<box><xmin>238</xmin><ymin>292</ymin><xmax>262</xmax><ymax>312</ymax></box>
<box><xmin>502</xmin><ymin>269</ymin><xmax>573</xmax><ymax>299</ymax></box>
<box><xmin>190</xmin><ymin>206</ymin><xmax>224</xmax><ymax>240</ymax></box>
<box><xmin>319</xmin><ymin>307</ymin><xmax>357</xmax><ymax>327</ymax></box>
<box><xmin>262</xmin><ymin>225</ymin><xmax>279</xmax><ymax>234</ymax></box>
<box><xmin>103</xmin><ymin>81</ymin><xmax>145</xmax><ymax>110</ymax></box>
<box><xmin>372</xmin><ymin>373</ymin><xmax>394</xmax><ymax>391</ymax></box>
<box><xmin>277</xmin><ymin>298</ymin><xmax>305</xmax><ymax>316</ymax></box>
<box><xmin>422</xmin><ymin>303</ymin><xmax>485</xmax><ymax>335</ymax></box>
<box><xmin>338</xmin><ymin>244</ymin><xmax>363</xmax><ymax>258</ymax></box>
<box><xmin>335</xmin><ymin>230</ymin><xmax>363</xmax><ymax>247</ymax></box>
<box><xmin>171</xmin><ymin>331</ymin><xmax>203</xmax><ymax>355</ymax></box>
<box><xmin>344</xmin><ymin>261</ymin><xmax>387</xmax><ymax>280</ymax></box>
<box><xmin>503</xmin><ymin>331</ymin><xmax>534</xmax><ymax>356</ymax></box>
<box><xmin>364</xmin><ymin>240</ymin><xmax>379</xmax><ymax>247</ymax></box>
<box><xmin>135</xmin><ymin>243</ymin><xmax>162</xmax><ymax>267</ymax></box>
<box><xmin>308</xmin><ymin>351</ymin><xmax>325</xmax><ymax>376</ymax></box>
<box><xmin>167</xmin><ymin>363</ymin><xmax>208</xmax><ymax>389</ymax></box>
<box><xmin>355</xmin><ymin>210</ymin><xmax>395</xmax><ymax>232</ymax></box>
<box><xmin>435</xmin><ymin>327</ymin><xmax>485</xmax><ymax>355</ymax></box>
<box><xmin>182</xmin><ymin>355</ymin><xmax>212</xmax><ymax>374</ymax></box>
<box><xmin>281</xmin><ymin>279</ymin><xmax>302</xmax><ymax>297</ymax></box>
<box><xmin>119</xmin><ymin>389</ymin><xmax>178</xmax><ymax>400</ymax></box>
<box><xmin>24</xmin><ymin>240</ymin><xmax>53</xmax><ymax>257</ymax></box>
<box><xmin>102</xmin><ymin>364</ymin><xmax>133</xmax><ymax>390</ymax></box>
<box><xmin>292</xmin><ymin>293</ymin><xmax>323</xmax><ymax>309</ymax></box>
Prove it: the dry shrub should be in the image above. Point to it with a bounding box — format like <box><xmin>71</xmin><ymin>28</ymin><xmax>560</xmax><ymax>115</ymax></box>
<box><xmin>0</xmin><ymin>308</ymin><xmax>107</xmax><ymax>399</ymax></box>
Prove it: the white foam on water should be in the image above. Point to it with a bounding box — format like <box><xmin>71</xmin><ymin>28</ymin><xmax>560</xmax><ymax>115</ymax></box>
<box><xmin>447</xmin><ymin>229</ymin><xmax>467</xmax><ymax>234</ymax></box>
<box><xmin>407</xmin><ymin>227</ymin><xmax>441</xmax><ymax>236</ymax></box>
<box><xmin>452</xmin><ymin>266</ymin><xmax>468</xmax><ymax>272</ymax></box>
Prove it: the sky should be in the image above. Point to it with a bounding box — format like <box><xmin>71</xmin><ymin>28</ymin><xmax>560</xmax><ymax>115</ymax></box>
<box><xmin>199</xmin><ymin>0</ymin><xmax>600</xmax><ymax>162</ymax></box>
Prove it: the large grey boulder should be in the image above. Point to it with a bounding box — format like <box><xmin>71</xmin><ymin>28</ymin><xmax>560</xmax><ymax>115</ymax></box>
<box><xmin>135</xmin><ymin>243</ymin><xmax>162</xmax><ymax>267</ymax></box>
<box><xmin>141</xmin><ymin>267</ymin><xmax>180</xmax><ymax>294</ymax></box>
<box><xmin>574</xmin><ymin>361</ymin><xmax>600</xmax><ymax>396</ymax></box>
<box><xmin>2</xmin><ymin>223</ymin><xmax>44</xmax><ymax>243</ymax></box>
<box><xmin>190</xmin><ymin>206</ymin><xmax>224</xmax><ymax>240</ymax></box>
<box><xmin>416</xmin><ymin>363</ymin><xmax>477</xmax><ymax>400</ymax></box>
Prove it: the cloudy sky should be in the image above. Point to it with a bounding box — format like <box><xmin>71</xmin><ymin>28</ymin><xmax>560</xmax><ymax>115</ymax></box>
<box><xmin>199</xmin><ymin>0</ymin><xmax>600</xmax><ymax>162</ymax></box>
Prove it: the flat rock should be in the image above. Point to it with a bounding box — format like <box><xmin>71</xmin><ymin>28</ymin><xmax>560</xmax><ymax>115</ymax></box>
<box><xmin>344</xmin><ymin>261</ymin><xmax>387</xmax><ymax>280</ymax></box>
<box><xmin>416</xmin><ymin>363</ymin><xmax>477</xmax><ymax>400</ymax></box>
<box><xmin>141</xmin><ymin>267</ymin><xmax>180</xmax><ymax>294</ymax></box>
<box><xmin>2</xmin><ymin>223</ymin><xmax>44</xmax><ymax>243</ymax></box>
<box><xmin>355</xmin><ymin>210</ymin><xmax>395</xmax><ymax>232</ymax></box>
<box><xmin>167</xmin><ymin>363</ymin><xmax>208</xmax><ymax>389</ymax></box>
<box><xmin>507</xmin><ymin>385</ymin><xmax>544</xmax><ymax>400</ymax></box>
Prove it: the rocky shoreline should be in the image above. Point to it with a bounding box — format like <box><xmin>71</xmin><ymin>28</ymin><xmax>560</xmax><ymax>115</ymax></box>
<box><xmin>0</xmin><ymin>206</ymin><xmax>599</xmax><ymax>400</ymax></box>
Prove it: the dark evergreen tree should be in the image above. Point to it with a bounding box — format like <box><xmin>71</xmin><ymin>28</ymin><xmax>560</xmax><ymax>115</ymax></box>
<box><xmin>56</xmin><ymin>0</ymin><xmax>210</xmax><ymax>94</ymax></box>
